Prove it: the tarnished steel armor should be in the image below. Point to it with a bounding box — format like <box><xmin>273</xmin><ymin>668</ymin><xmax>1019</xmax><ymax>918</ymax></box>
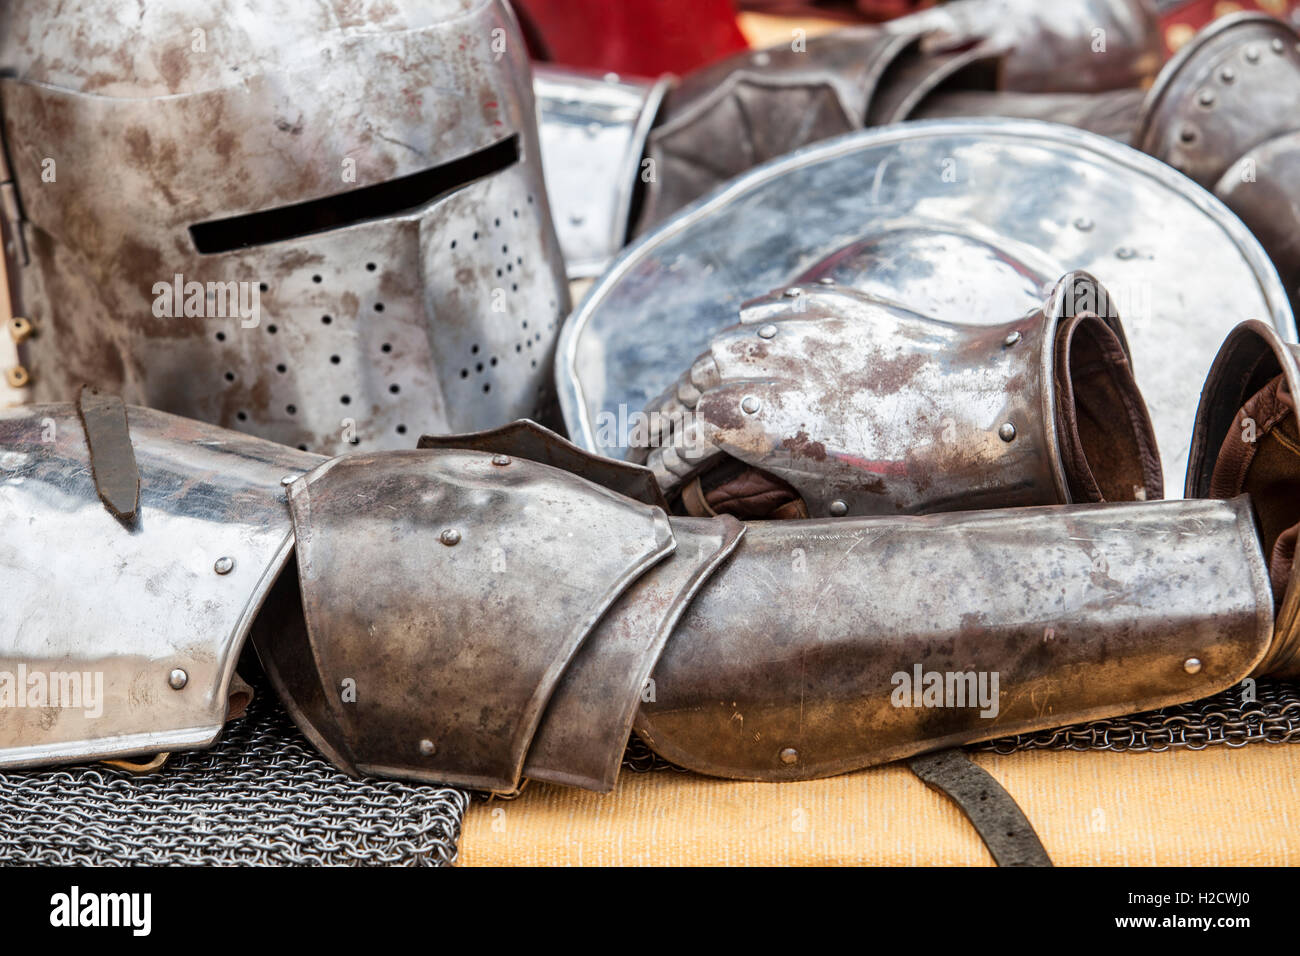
<box><xmin>533</xmin><ymin>67</ymin><xmax>670</xmax><ymax>278</ymax></box>
<box><xmin>1135</xmin><ymin>13</ymin><xmax>1300</xmax><ymax>318</ymax></box>
<box><xmin>0</xmin><ymin>404</ymin><xmax>1290</xmax><ymax>793</ymax></box>
<box><xmin>557</xmin><ymin>120</ymin><xmax>1295</xmax><ymax>490</ymax></box>
<box><xmin>1134</xmin><ymin>13</ymin><xmax>1300</xmax><ymax>191</ymax></box>
<box><xmin>889</xmin><ymin>0</ymin><xmax>1162</xmax><ymax>94</ymax></box>
<box><xmin>630</xmin><ymin>0</ymin><xmax>1162</xmax><ymax>232</ymax></box>
<box><xmin>272</xmin><ymin>447</ymin><xmax>676</xmax><ymax>792</ymax></box>
<box><xmin>0</xmin><ymin>0</ymin><xmax>569</xmax><ymax>454</ymax></box>
<box><xmin>628</xmin><ymin>272</ymin><xmax>1162</xmax><ymax>518</ymax></box>
<box><xmin>257</xmin><ymin>427</ymin><xmax>1273</xmax><ymax>789</ymax></box>
<box><xmin>0</xmin><ymin>402</ymin><xmax>320</xmax><ymax>769</ymax></box>
<box><xmin>1189</xmin><ymin>321</ymin><xmax>1300</xmax><ymax>679</ymax></box>
<box><xmin>637</xmin><ymin>497</ymin><xmax>1271</xmax><ymax>781</ymax></box>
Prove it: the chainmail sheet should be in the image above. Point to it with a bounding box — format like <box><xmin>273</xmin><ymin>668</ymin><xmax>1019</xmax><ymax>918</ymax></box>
<box><xmin>0</xmin><ymin>677</ymin><xmax>468</xmax><ymax>867</ymax></box>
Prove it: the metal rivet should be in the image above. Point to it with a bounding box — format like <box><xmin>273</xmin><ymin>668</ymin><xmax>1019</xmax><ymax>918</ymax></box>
<box><xmin>752</xmin><ymin>51</ymin><xmax>771</xmax><ymax>66</ymax></box>
<box><xmin>828</xmin><ymin>499</ymin><xmax>848</xmax><ymax>517</ymax></box>
<box><xmin>1272</xmin><ymin>38</ymin><xmax>1285</xmax><ymax>54</ymax></box>
<box><xmin>757</xmin><ymin>324</ymin><xmax>778</xmax><ymax>339</ymax></box>
<box><xmin>419</xmin><ymin>739</ymin><xmax>436</xmax><ymax>756</ymax></box>
<box><xmin>1184</xmin><ymin>657</ymin><xmax>1202</xmax><ymax>675</ymax></box>
<box><xmin>440</xmin><ymin>529</ymin><xmax>461</xmax><ymax>546</ymax></box>
<box><xmin>783</xmin><ymin>287</ymin><xmax>803</xmax><ymax>298</ymax></box>
<box><xmin>1179</xmin><ymin>124</ymin><xmax>1198</xmax><ymax>143</ymax></box>
<box><xmin>213</xmin><ymin>556</ymin><xmax>234</xmax><ymax>575</ymax></box>
<box><xmin>603</xmin><ymin>71</ymin><xmax>620</xmax><ymax>83</ymax></box>
<box><xmin>1003</xmin><ymin>330</ymin><xmax>1022</xmax><ymax>348</ymax></box>
<box><xmin>491</xmin><ymin>454</ymin><xmax>511</xmax><ymax>466</ymax></box>
<box><xmin>1072</xmin><ymin>216</ymin><xmax>1093</xmax><ymax>231</ymax></box>
<box><xmin>280</xmin><ymin>475</ymin><xmax>297</xmax><ymax>487</ymax></box>
<box><xmin>1196</xmin><ymin>89</ymin><xmax>1215</xmax><ymax>107</ymax></box>
<box><xmin>741</xmin><ymin>396</ymin><xmax>761</xmax><ymax>415</ymax></box>
<box><xmin>1220</xmin><ymin>66</ymin><xmax>1236</xmax><ymax>83</ymax></box>
<box><xmin>1116</xmin><ymin>247</ymin><xmax>1137</xmax><ymax>260</ymax></box>
<box><xmin>779</xmin><ymin>747</ymin><xmax>799</xmax><ymax>765</ymax></box>
<box><xmin>4</xmin><ymin>365</ymin><xmax>29</xmax><ymax>389</ymax></box>
<box><xmin>817</xmin><ymin>276</ymin><xmax>836</xmax><ymax>285</ymax></box>
<box><xmin>998</xmin><ymin>422</ymin><xmax>1017</xmax><ymax>442</ymax></box>
<box><xmin>168</xmin><ymin>668</ymin><xmax>188</xmax><ymax>690</ymax></box>
<box><xmin>1246</xmin><ymin>44</ymin><xmax>1261</xmax><ymax>63</ymax></box>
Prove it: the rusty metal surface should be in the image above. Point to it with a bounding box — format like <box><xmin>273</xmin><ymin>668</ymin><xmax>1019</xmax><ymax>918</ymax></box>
<box><xmin>0</xmin><ymin>0</ymin><xmax>569</xmax><ymax>454</ymax></box>
<box><xmin>1187</xmin><ymin>320</ymin><xmax>1300</xmax><ymax>679</ymax></box>
<box><xmin>0</xmin><ymin>402</ymin><xmax>320</xmax><ymax>769</ymax></box>
<box><xmin>75</xmin><ymin>386</ymin><xmax>140</xmax><ymax>520</ymax></box>
<box><xmin>630</xmin><ymin>272</ymin><xmax>1154</xmax><ymax>517</ymax></box>
<box><xmin>1135</xmin><ymin>13</ymin><xmax>1300</xmax><ymax>191</ymax></box>
<box><xmin>279</xmin><ymin>448</ymin><xmax>674</xmax><ymax>792</ymax></box>
<box><xmin>524</xmin><ymin>515</ymin><xmax>744</xmax><ymax>792</ymax></box>
<box><xmin>636</xmin><ymin>497</ymin><xmax>1273</xmax><ymax>781</ymax></box>
<box><xmin>558</xmin><ymin>119</ymin><xmax>1295</xmax><ymax>489</ymax></box>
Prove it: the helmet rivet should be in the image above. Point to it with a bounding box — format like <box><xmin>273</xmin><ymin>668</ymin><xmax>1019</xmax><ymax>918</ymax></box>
<box><xmin>419</xmin><ymin>739</ymin><xmax>436</xmax><ymax>756</ymax></box>
<box><xmin>1272</xmin><ymin>38</ymin><xmax>1285</xmax><ymax>54</ymax></box>
<box><xmin>1073</xmin><ymin>217</ymin><xmax>1093</xmax><ymax>232</ymax></box>
<box><xmin>1116</xmin><ymin>247</ymin><xmax>1137</xmax><ymax>260</ymax></box>
<box><xmin>757</xmin><ymin>324</ymin><xmax>778</xmax><ymax>339</ymax></box>
<box><xmin>779</xmin><ymin>747</ymin><xmax>799</xmax><ymax>765</ymax></box>
<box><xmin>741</xmin><ymin>396</ymin><xmax>762</xmax><ymax>415</ymax></box>
<box><xmin>491</xmin><ymin>454</ymin><xmax>511</xmax><ymax>466</ymax></box>
<box><xmin>752</xmin><ymin>51</ymin><xmax>772</xmax><ymax>67</ymax></box>
<box><xmin>998</xmin><ymin>422</ymin><xmax>1017</xmax><ymax>443</ymax></box>
<box><xmin>1220</xmin><ymin>66</ymin><xmax>1236</xmax><ymax>83</ymax></box>
<box><xmin>1196</xmin><ymin>89</ymin><xmax>1215</xmax><ymax>108</ymax></box>
<box><xmin>1184</xmin><ymin>657</ymin><xmax>1203</xmax><ymax>675</ymax></box>
<box><xmin>783</xmin><ymin>287</ymin><xmax>803</xmax><ymax>298</ymax></box>
<box><xmin>1179</xmin><ymin>124</ymin><xmax>1198</xmax><ymax>143</ymax></box>
<box><xmin>440</xmin><ymin>529</ymin><xmax>462</xmax><ymax>546</ymax></box>
<box><xmin>828</xmin><ymin>499</ymin><xmax>848</xmax><ymax>517</ymax></box>
<box><xmin>1003</xmin><ymin>330</ymin><xmax>1022</xmax><ymax>348</ymax></box>
<box><xmin>213</xmin><ymin>556</ymin><xmax>234</xmax><ymax>575</ymax></box>
<box><xmin>817</xmin><ymin>276</ymin><xmax>836</xmax><ymax>286</ymax></box>
<box><xmin>1246</xmin><ymin>44</ymin><xmax>1261</xmax><ymax>63</ymax></box>
<box><xmin>168</xmin><ymin>668</ymin><xmax>188</xmax><ymax>690</ymax></box>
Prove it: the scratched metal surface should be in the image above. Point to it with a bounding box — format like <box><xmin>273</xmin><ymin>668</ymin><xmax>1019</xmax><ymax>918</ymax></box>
<box><xmin>557</xmin><ymin>119</ymin><xmax>1295</xmax><ymax>490</ymax></box>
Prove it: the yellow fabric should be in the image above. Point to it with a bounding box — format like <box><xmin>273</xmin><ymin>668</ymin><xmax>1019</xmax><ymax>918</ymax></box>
<box><xmin>462</xmin><ymin>746</ymin><xmax>1300</xmax><ymax>865</ymax></box>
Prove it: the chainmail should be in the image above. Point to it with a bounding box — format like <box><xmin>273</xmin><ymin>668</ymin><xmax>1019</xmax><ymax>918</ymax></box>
<box><xmin>0</xmin><ymin>675</ymin><xmax>468</xmax><ymax>867</ymax></box>
<box><xmin>620</xmin><ymin>679</ymin><xmax>1300</xmax><ymax>773</ymax></box>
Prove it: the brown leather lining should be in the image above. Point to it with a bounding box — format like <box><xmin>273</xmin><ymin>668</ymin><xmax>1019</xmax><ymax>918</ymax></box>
<box><xmin>1210</xmin><ymin>373</ymin><xmax>1300</xmax><ymax>605</ymax></box>
<box><xmin>1052</xmin><ymin>311</ymin><xmax>1163</xmax><ymax>503</ymax></box>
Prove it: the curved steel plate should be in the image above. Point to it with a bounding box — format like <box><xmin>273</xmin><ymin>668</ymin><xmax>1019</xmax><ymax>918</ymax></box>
<box><xmin>557</xmin><ymin>119</ymin><xmax>1295</xmax><ymax>490</ymax></box>
<box><xmin>0</xmin><ymin>403</ymin><xmax>320</xmax><ymax>768</ymax></box>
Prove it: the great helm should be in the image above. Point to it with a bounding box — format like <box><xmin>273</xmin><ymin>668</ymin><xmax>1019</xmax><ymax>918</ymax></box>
<box><xmin>0</xmin><ymin>0</ymin><xmax>569</xmax><ymax>453</ymax></box>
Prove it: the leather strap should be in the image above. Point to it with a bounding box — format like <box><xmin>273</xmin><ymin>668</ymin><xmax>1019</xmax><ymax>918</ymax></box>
<box><xmin>908</xmin><ymin>748</ymin><xmax>1053</xmax><ymax>867</ymax></box>
<box><xmin>76</xmin><ymin>385</ymin><xmax>141</xmax><ymax>521</ymax></box>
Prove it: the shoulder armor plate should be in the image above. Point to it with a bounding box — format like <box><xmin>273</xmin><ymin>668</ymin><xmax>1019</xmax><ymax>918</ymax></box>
<box><xmin>274</xmin><ymin>448</ymin><xmax>675</xmax><ymax>792</ymax></box>
<box><xmin>0</xmin><ymin>403</ymin><xmax>319</xmax><ymax>768</ymax></box>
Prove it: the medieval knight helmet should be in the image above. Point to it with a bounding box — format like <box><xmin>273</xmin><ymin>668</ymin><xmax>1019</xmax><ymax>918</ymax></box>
<box><xmin>0</xmin><ymin>0</ymin><xmax>569</xmax><ymax>454</ymax></box>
